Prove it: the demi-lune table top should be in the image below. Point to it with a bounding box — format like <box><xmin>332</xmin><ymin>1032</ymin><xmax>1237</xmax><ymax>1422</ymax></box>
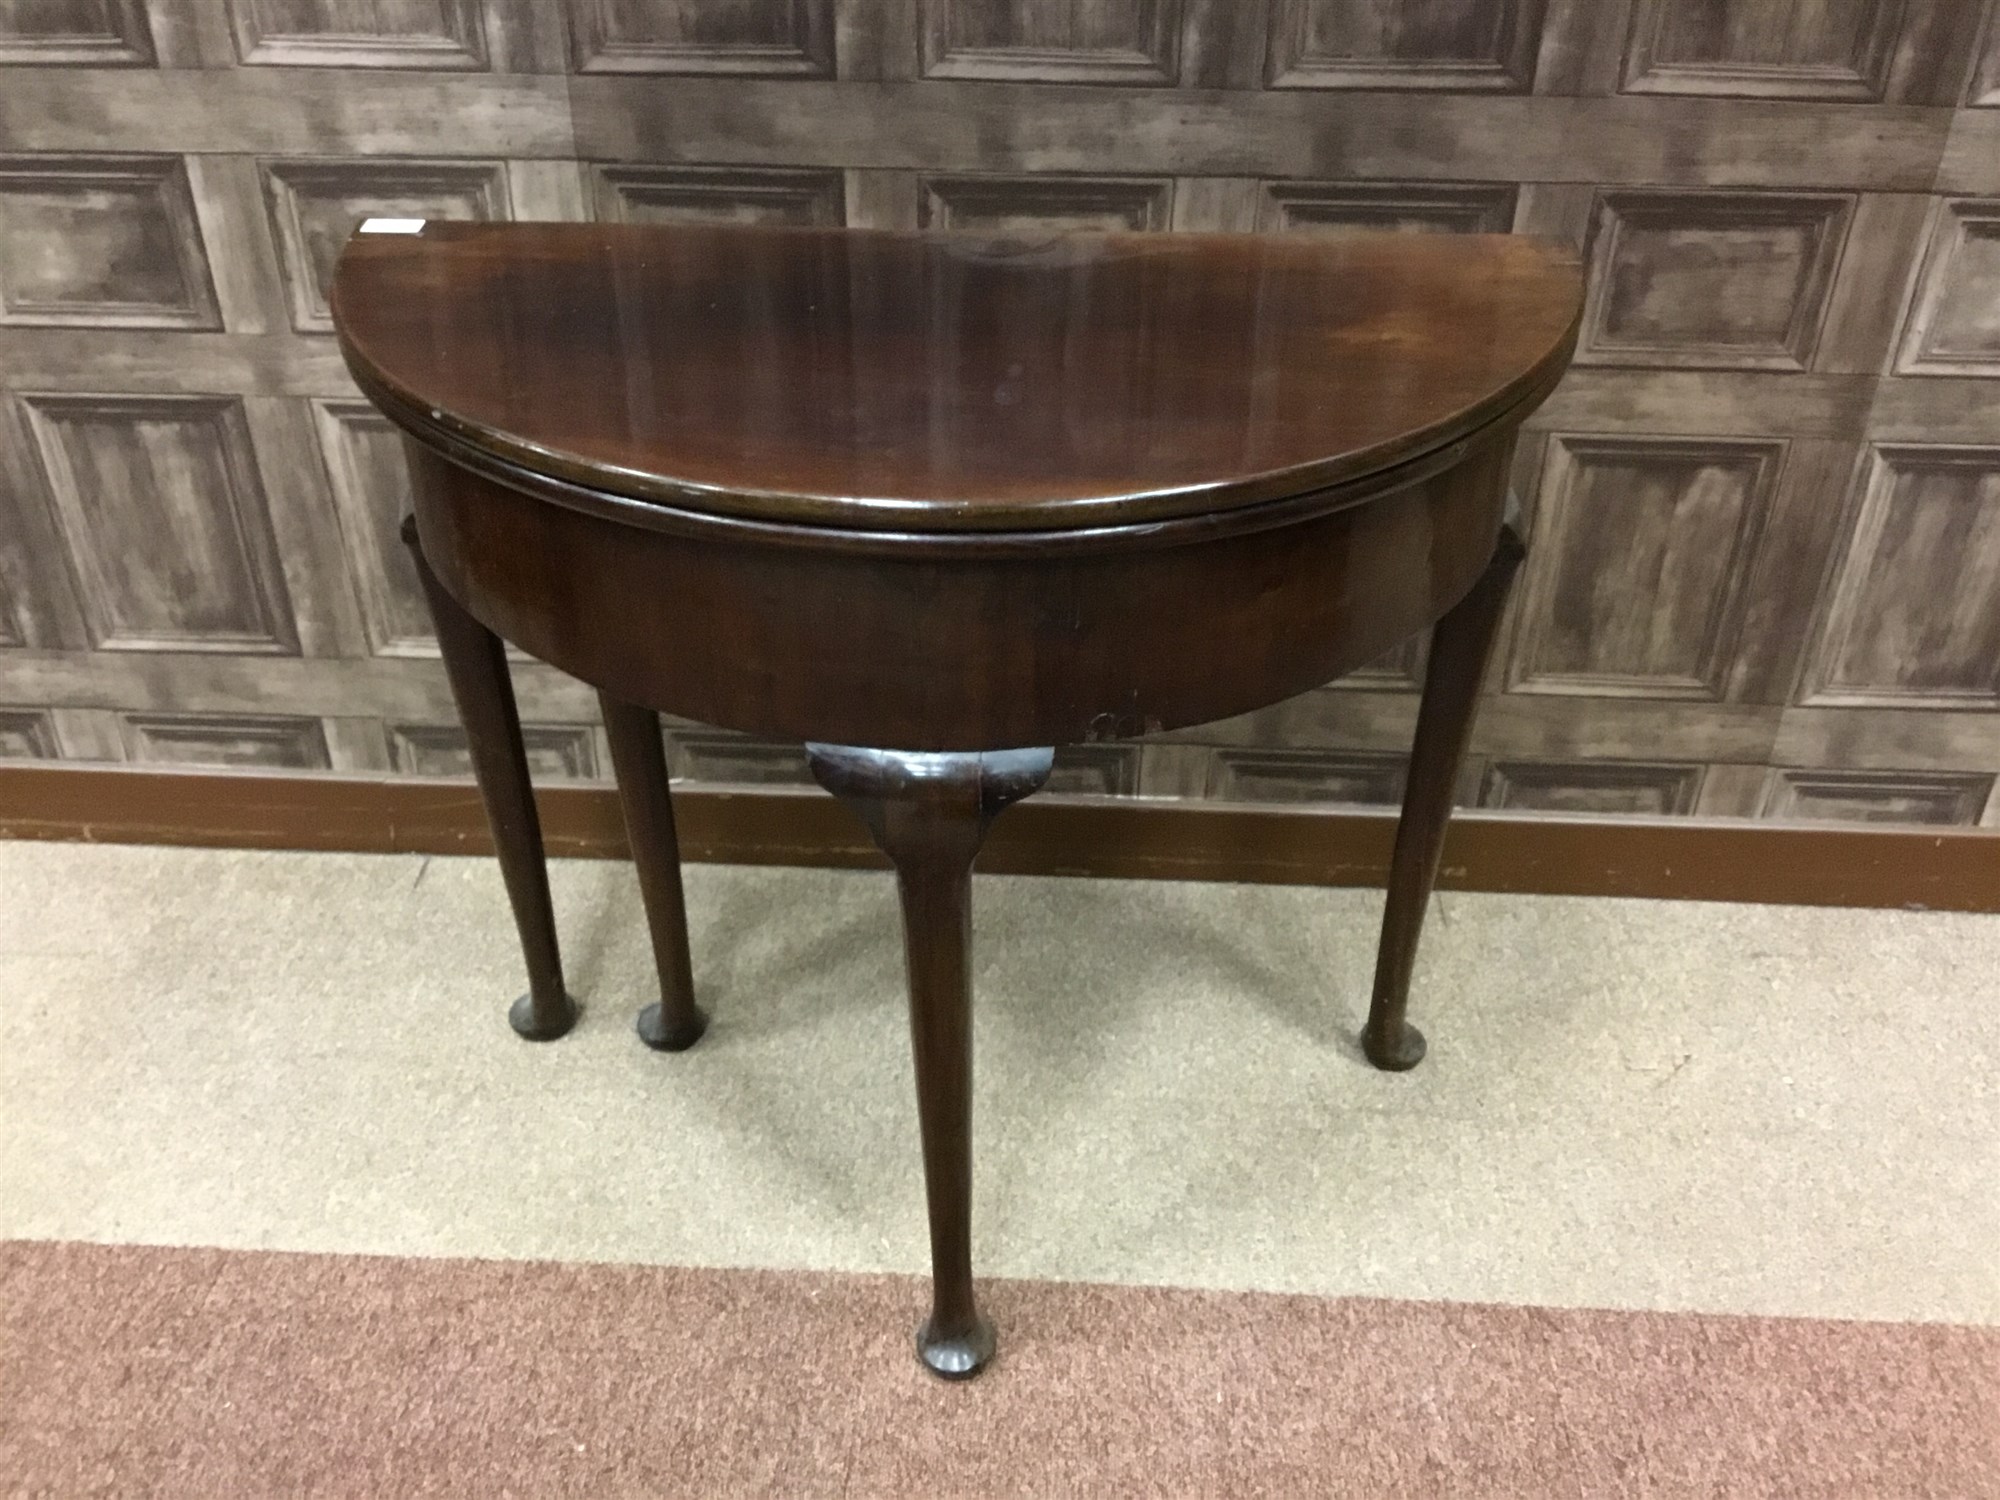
<box><xmin>332</xmin><ymin>221</ymin><xmax>1580</xmax><ymax>534</ymax></box>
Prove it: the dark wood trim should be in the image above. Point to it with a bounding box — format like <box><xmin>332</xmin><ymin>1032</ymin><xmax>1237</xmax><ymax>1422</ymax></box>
<box><xmin>1</xmin><ymin>762</ymin><xmax>1994</xmax><ymax>913</ymax></box>
<box><xmin>0</xmin><ymin>762</ymin><xmax>871</xmax><ymax>864</ymax></box>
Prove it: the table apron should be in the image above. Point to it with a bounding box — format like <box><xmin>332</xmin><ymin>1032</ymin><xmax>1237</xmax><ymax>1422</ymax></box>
<box><xmin>407</xmin><ymin>430</ymin><xmax>1514</xmax><ymax>752</ymax></box>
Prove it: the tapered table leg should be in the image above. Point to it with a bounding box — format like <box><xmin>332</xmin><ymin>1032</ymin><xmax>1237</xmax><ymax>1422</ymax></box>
<box><xmin>807</xmin><ymin>743</ymin><xmax>1053</xmax><ymax>1380</ymax></box>
<box><xmin>1363</xmin><ymin>524</ymin><xmax>1526</xmax><ymax>1071</ymax></box>
<box><xmin>402</xmin><ymin>515</ymin><xmax>577</xmax><ymax>1041</ymax></box>
<box><xmin>599</xmin><ymin>692</ymin><xmax>708</xmax><ymax>1051</ymax></box>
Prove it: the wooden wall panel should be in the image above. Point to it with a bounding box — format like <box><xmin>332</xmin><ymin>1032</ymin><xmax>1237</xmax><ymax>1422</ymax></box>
<box><xmin>1481</xmin><ymin>759</ymin><xmax>1704</xmax><ymax>814</ymax></box>
<box><xmin>1207</xmin><ymin>748</ymin><xmax>1407</xmax><ymax>805</ymax></box>
<box><xmin>120</xmin><ymin>710</ymin><xmax>331</xmax><ymax>768</ymax></box>
<box><xmin>0</xmin><ymin>0</ymin><xmax>154</xmax><ymax>64</ymax></box>
<box><xmin>1576</xmin><ymin>191</ymin><xmax>1852</xmax><ymax>370</ymax></box>
<box><xmin>921</xmin><ymin>0</ymin><xmax>1179</xmax><ymax>83</ymax></box>
<box><xmin>1048</xmin><ymin>743</ymin><xmax>1142</xmax><ymax>795</ymax></box>
<box><xmin>918</xmin><ymin>173</ymin><xmax>1172</xmax><ymax>230</ymax></box>
<box><xmin>1761</xmin><ymin>766</ymin><xmax>1996</xmax><ymax>825</ymax></box>
<box><xmin>388</xmin><ymin>720</ymin><xmax>599</xmax><ymax>778</ymax></box>
<box><xmin>1507</xmin><ymin>436</ymin><xmax>1781</xmax><ymax>700</ymax></box>
<box><xmin>589</xmin><ymin>163</ymin><xmax>846</xmax><ymax>224</ymax></box>
<box><xmin>569</xmin><ymin>0</ymin><xmax>834</xmax><ymax>75</ymax></box>
<box><xmin>1895</xmin><ymin>197</ymin><xmax>2000</xmax><ymax>375</ymax></box>
<box><xmin>0</xmin><ymin>707</ymin><xmax>58</xmax><ymax>758</ymax></box>
<box><xmin>1973</xmin><ymin>0</ymin><xmax>2000</xmax><ymax>104</ymax></box>
<box><xmin>0</xmin><ymin>0</ymin><xmax>1991</xmax><ymax>830</ymax></box>
<box><xmin>226</xmin><ymin>0</ymin><xmax>490</xmax><ymax>69</ymax></box>
<box><xmin>0</xmin><ymin>397</ymin><xmax>90</xmax><ymax>651</ymax></box>
<box><xmin>1258</xmin><ymin>179</ymin><xmax>1517</xmax><ymax>234</ymax></box>
<box><xmin>309</xmin><ymin>399</ymin><xmax>431</xmax><ymax>658</ymax></box>
<box><xmin>19</xmin><ymin>394</ymin><xmax>298</xmax><ymax>654</ymax></box>
<box><xmin>1264</xmin><ymin>0</ymin><xmax>1545</xmax><ymax>91</ymax></box>
<box><xmin>0</xmin><ymin>156</ymin><xmax>218</xmax><ymax>329</ymax></box>
<box><xmin>1620</xmin><ymin>0</ymin><xmax>1904</xmax><ymax>101</ymax></box>
<box><xmin>665</xmin><ymin>728</ymin><xmax>814</xmax><ymax>786</ymax></box>
<box><xmin>1802</xmin><ymin>445</ymin><xmax>2000</xmax><ymax>710</ymax></box>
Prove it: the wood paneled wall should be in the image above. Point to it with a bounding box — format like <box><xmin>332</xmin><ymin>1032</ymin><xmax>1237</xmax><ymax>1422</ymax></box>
<box><xmin>2</xmin><ymin>0</ymin><xmax>1998</xmax><ymax>828</ymax></box>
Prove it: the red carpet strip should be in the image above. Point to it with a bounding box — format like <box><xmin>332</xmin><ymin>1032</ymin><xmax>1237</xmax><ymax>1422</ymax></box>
<box><xmin>2</xmin><ymin>1240</ymin><xmax>1994</xmax><ymax>1498</ymax></box>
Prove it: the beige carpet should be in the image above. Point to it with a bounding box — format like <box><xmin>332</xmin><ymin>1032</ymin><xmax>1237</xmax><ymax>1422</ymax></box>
<box><xmin>2</xmin><ymin>840</ymin><xmax>1997</xmax><ymax>1494</ymax></box>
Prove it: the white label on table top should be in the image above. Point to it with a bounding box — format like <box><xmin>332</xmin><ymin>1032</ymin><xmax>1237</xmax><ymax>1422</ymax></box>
<box><xmin>360</xmin><ymin>218</ymin><xmax>427</xmax><ymax>235</ymax></box>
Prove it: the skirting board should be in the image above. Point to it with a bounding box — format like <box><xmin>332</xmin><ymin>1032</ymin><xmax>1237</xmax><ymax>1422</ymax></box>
<box><xmin>0</xmin><ymin>763</ymin><xmax>1994</xmax><ymax>912</ymax></box>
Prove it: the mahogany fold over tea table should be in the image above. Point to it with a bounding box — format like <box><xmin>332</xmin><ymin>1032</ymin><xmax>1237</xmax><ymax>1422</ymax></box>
<box><xmin>332</xmin><ymin>221</ymin><xmax>1582</xmax><ymax>1379</ymax></box>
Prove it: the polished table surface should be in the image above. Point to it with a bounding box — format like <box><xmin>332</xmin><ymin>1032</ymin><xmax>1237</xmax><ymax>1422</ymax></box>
<box><xmin>334</xmin><ymin>222</ymin><xmax>1578</xmax><ymax>530</ymax></box>
<box><xmin>333</xmin><ymin>220</ymin><xmax>1582</xmax><ymax>1379</ymax></box>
